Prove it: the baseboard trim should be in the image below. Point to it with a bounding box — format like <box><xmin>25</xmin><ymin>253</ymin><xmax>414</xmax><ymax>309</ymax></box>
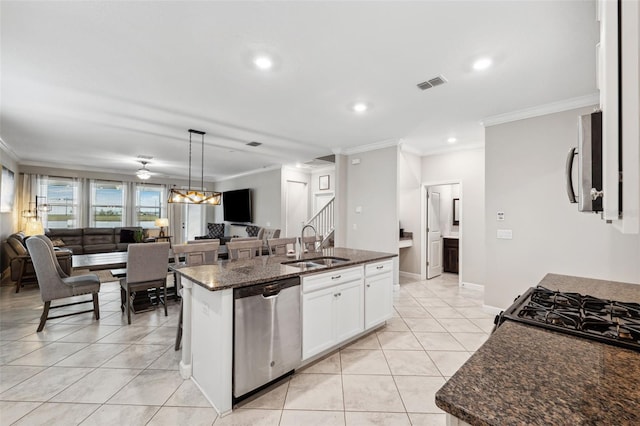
<box><xmin>460</xmin><ymin>281</ymin><xmax>484</xmax><ymax>291</ymax></box>
<box><xmin>482</xmin><ymin>304</ymin><xmax>504</xmax><ymax>315</ymax></box>
<box><xmin>399</xmin><ymin>271</ymin><xmax>421</xmax><ymax>280</ymax></box>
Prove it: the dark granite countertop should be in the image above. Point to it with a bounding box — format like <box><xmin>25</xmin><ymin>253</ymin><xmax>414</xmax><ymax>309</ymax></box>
<box><xmin>435</xmin><ymin>273</ymin><xmax>640</xmax><ymax>426</ymax></box>
<box><xmin>171</xmin><ymin>247</ymin><xmax>396</xmax><ymax>291</ymax></box>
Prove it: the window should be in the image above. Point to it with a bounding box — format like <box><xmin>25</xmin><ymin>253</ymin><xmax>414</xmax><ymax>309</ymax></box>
<box><xmin>135</xmin><ymin>184</ymin><xmax>165</xmax><ymax>228</ymax></box>
<box><xmin>90</xmin><ymin>180</ymin><xmax>125</xmax><ymax>227</ymax></box>
<box><xmin>42</xmin><ymin>177</ymin><xmax>80</xmax><ymax>229</ymax></box>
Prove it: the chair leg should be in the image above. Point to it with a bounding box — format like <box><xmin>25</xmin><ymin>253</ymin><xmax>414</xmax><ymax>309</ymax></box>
<box><xmin>126</xmin><ymin>287</ymin><xmax>132</xmax><ymax>325</ymax></box>
<box><xmin>163</xmin><ymin>285</ymin><xmax>168</xmax><ymax>317</ymax></box>
<box><xmin>175</xmin><ymin>299</ymin><xmax>183</xmax><ymax>351</ymax></box>
<box><xmin>37</xmin><ymin>301</ymin><xmax>51</xmax><ymax>332</ymax></box>
<box><xmin>16</xmin><ymin>260</ymin><xmax>27</xmax><ymax>294</ymax></box>
<box><xmin>93</xmin><ymin>293</ymin><xmax>100</xmax><ymax>320</ymax></box>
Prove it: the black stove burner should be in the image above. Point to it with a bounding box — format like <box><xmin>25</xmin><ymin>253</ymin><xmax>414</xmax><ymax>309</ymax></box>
<box><xmin>496</xmin><ymin>286</ymin><xmax>640</xmax><ymax>352</ymax></box>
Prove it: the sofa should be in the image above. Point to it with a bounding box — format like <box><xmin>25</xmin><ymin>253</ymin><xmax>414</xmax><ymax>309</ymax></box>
<box><xmin>195</xmin><ymin>223</ymin><xmax>281</xmax><ymax>250</ymax></box>
<box><xmin>45</xmin><ymin>227</ymin><xmax>144</xmax><ymax>254</ymax></box>
<box><xmin>3</xmin><ymin>232</ymin><xmax>73</xmax><ymax>292</ymax></box>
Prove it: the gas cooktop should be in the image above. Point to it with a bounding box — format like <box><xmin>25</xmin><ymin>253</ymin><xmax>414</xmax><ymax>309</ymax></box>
<box><xmin>495</xmin><ymin>286</ymin><xmax>640</xmax><ymax>352</ymax></box>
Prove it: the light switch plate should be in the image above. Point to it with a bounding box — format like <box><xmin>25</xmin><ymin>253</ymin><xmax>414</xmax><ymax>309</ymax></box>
<box><xmin>497</xmin><ymin>229</ymin><xmax>513</xmax><ymax>239</ymax></box>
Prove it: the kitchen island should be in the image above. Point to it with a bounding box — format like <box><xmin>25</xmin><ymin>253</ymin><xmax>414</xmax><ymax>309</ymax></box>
<box><xmin>435</xmin><ymin>273</ymin><xmax>640</xmax><ymax>425</ymax></box>
<box><xmin>172</xmin><ymin>247</ymin><xmax>396</xmax><ymax>415</ymax></box>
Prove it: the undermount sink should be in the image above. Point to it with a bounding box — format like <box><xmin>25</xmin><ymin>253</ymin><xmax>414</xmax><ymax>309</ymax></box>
<box><xmin>282</xmin><ymin>256</ymin><xmax>350</xmax><ymax>269</ymax></box>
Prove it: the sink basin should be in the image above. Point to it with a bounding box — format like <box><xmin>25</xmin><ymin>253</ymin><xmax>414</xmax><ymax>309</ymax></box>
<box><xmin>281</xmin><ymin>256</ymin><xmax>350</xmax><ymax>269</ymax></box>
<box><xmin>306</xmin><ymin>256</ymin><xmax>350</xmax><ymax>267</ymax></box>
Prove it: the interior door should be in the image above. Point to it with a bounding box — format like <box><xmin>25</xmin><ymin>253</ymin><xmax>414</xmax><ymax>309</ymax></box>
<box><xmin>285</xmin><ymin>180</ymin><xmax>308</xmax><ymax>238</ymax></box>
<box><xmin>427</xmin><ymin>189</ymin><xmax>443</xmax><ymax>279</ymax></box>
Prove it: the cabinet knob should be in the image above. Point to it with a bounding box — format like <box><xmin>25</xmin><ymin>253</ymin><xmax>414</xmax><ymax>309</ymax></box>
<box><xmin>376</xmin><ymin>265</ymin><xmax>384</xmax><ymax>269</ymax></box>
<box><xmin>366</xmin><ymin>284</ymin><xmax>371</xmax><ymax>288</ymax></box>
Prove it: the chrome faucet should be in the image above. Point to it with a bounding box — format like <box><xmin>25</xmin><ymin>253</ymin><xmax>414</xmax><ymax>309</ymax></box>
<box><xmin>300</xmin><ymin>224</ymin><xmax>318</xmax><ymax>254</ymax></box>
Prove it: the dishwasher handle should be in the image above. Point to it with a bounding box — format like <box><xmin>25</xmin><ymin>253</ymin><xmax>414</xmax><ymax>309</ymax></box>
<box><xmin>262</xmin><ymin>284</ymin><xmax>280</xmax><ymax>298</ymax></box>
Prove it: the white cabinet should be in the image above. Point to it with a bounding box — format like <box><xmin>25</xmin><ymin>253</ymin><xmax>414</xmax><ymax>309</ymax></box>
<box><xmin>598</xmin><ymin>0</ymin><xmax>640</xmax><ymax>233</ymax></box>
<box><xmin>302</xmin><ymin>266</ymin><xmax>363</xmax><ymax>360</ymax></box>
<box><xmin>364</xmin><ymin>260</ymin><xmax>394</xmax><ymax>329</ymax></box>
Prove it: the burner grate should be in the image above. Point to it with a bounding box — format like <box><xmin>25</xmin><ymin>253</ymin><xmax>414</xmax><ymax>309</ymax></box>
<box><xmin>496</xmin><ymin>286</ymin><xmax>640</xmax><ymax>352</ymax></box>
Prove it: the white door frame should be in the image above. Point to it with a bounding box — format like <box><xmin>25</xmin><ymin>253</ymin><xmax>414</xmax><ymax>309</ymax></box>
<box><xmin>421</xmin><ymin>180</ymin><xmax>462</xmax><ymax>283</ymax></box>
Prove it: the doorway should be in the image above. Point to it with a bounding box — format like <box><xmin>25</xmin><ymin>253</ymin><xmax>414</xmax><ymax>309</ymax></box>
<box><xmin>285</xmin><ymin>180</ymin><xmax>308</xmax><ymax>238</ymax></box>
<box><xmin>422</xmin><ymin>182</ymin><xmax>461</xmax><ymax>281</ymax></box>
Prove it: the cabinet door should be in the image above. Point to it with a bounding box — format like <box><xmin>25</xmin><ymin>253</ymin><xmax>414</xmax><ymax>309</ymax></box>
<box><xmin>335</xmin><ymin>279</ymin><xmax>364</xmax><ymax>343</ymax></box>
<box><xmin>302</xmin><ymin>286</ymin><xmax>335</xmax><ymax>360</ymax></box>
<box><xmin>365</xmin><ymin>271</ymin><xmax>393</xmax><ymax>329</ymax></box>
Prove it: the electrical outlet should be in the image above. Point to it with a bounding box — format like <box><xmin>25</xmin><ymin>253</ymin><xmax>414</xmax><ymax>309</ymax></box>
<box><xmin>497</xmin><ymin>229</ymin><xmax>513</xmax><ymax>239</ymax></box>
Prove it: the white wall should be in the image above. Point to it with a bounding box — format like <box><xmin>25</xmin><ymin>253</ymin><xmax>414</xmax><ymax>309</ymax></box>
<box><xmin>398</xmin><ymin>149</ymin><xmax>422</xmax><ymax>275</ymax></box>
<box><xmin>345</xmin><ymin>146</ymin><xmax>398</xmax><ymax>256</ymax></box>
<box><xmin>334</xmin><ymin>154</ymin><xmax>348</xmax><ymax>247</ymax></box>
<box><xmin>485</xmin><ymin>107</ymin><xmax>640</xmax><ymax>309</ymax></box>
<box><xmin>422</xmin><ymin>148</ymin><xmax>485</xmax><ymax>287</ymax></box>
<box><xmin>212</xmin><ymin>168</ymin><xmax>282</xmax><ymax>229</ymax></box>
<box><xmin>1</xmin><ymin>144</ymin><xmax>20</xmax><ymax>274</ymax></box>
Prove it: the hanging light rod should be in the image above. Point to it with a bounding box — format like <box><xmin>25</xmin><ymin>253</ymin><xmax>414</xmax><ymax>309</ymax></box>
<box><xmin>168</xmin><ymin>129</ymin><xmax>221</xmax><ymax>205</ymax></box>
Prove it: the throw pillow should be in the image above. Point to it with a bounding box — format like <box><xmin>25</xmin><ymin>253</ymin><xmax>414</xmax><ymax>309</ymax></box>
<box><xmin>119</xmin><ymin>229</ymin><xmax>136</xmax><ymax>243</ymax></box>
<box><xmin>207</xmin><ymin>223</ymin><xmax>225</xmax><ymax>239</ymax></box>
<box><xmin>246</xmin><ymin>225</ymin><xmax>260</xmax><ymax>237</ymax></box>
<box><xmin>51</xmin><ymin>238</ymin><xmax>65</xmax><ymax>247</ymax></box>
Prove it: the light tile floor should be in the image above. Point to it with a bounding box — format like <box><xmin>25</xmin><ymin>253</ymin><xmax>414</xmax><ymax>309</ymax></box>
<box><xmin>0</xmin><ymin>273</ymin><xmax>493</xmax><ymax>425</ymax></box>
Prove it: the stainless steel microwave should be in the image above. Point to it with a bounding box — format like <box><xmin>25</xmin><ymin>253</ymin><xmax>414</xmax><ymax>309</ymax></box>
<box><xmin>566</xmin><ymin>111</ymin><xmax>603</xmax><ymax>212</ymax></box>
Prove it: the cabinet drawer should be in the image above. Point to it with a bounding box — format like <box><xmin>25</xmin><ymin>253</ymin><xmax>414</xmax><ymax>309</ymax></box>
<box><xmin>365</xmin><ymin>260</ymin><xmax>393</xmax><ymax>277</ymax></box>
<box><xmin>302</xmin><ymin>266</ymin><xmax>363</xmax><ymax>293</ymax></box>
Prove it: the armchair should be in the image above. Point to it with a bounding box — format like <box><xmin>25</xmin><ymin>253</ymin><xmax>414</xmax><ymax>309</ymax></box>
<box><xmin>25</xmin><ymin>235</ymin><xmax>100</xmax><ymax>332</ymax></box>
<box><xmin>3</xmin><ymin>232</ymin><xmax>72</xmax><ymax>293</ymax></box>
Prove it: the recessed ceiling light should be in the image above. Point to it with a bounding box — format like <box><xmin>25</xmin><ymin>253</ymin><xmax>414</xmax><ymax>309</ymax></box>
<box><xmin>473</xmin><ymin>58</ymin><xmax>492</xmax><ymax>71</ymax></box>
<box><xmin>447</xmin><ymin>137</ymin><xmax>457</xmax><ymax>144</ymax></box>
<box><xmin>353</xmin><ymin>102</ymin><xmax>368</xmax><ymax>113</ymax></box>
<box><xmin>254</xmin><ymin>56</ymin><xmax>273</xmax><ymax>70</ymax></box>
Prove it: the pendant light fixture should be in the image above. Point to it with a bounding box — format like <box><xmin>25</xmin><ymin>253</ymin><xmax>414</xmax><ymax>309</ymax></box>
<box><xmin>136</xmin><ymin>161</ymin><xmax>152</xmax><ymax>180</ymax></box>
<box><xmin>168</xmin><ymin>129</ymin><xmax>221</xmax><ymax>205</ymax></box>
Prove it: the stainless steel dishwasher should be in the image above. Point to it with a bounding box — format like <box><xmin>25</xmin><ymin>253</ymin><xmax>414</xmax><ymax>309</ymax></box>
<box><xmin>233</xmin><ymin>276</ymin><xmax>301</xmax><ymax>400</ymax></box>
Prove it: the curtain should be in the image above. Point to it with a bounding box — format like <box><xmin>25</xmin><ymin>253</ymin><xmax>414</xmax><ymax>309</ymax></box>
<box><xmin>18</xmin><ymin>173</ymin><xmax>44</xmax><ymax>231</ymax></box>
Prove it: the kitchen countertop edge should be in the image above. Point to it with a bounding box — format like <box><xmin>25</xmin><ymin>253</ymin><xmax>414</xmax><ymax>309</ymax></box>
<box><xmin>434</xmin><ymin>273</ymin><xmax>640</xmax><ymax>426</ymax></box>
<box><xmin>171</xmin><ymin>247</ymin><xmax>397</xmax><ymax>291</ymax></box>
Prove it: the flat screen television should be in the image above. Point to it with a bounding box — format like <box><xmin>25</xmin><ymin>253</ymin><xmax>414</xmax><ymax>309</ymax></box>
<box><xmin>223</xmin><ymin>188</ymin><xmax>252</xmax><ymax>223</ymax></box>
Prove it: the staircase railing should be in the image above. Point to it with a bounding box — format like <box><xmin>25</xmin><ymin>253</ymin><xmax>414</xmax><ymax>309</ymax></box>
<box><xmin>305</xmin><ymin>197</ymin><xmax>335</xmax><ymax>248</ymax></box>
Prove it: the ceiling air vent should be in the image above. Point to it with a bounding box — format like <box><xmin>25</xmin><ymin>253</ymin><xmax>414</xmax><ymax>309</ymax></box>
<box><xmin>246</xmin><ymin>141</ymin><xmax>262</xmax><ymax>147</ymax></box>
<box><xmin>417</xmin><ymin>75</ymin><xmax>448</xmax><ymax>91</ymax></box>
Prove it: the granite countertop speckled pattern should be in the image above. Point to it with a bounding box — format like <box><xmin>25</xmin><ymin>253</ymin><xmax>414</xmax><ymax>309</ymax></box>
<box><xmin>171</xmin><ymin>247</ymin><xmax>396</xmax><ymax>291</ymax></box>
<box><xmin>436</xmin><ymin>273</ymin><xmax>640</xmax><ymax>426</ymax></box>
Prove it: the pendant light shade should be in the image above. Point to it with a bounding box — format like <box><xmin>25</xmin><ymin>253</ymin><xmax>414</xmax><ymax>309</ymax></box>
<box><xmin>168</xmin><ymin>129</ymin><xmax>221</xmax><ymax>205</ymax></box>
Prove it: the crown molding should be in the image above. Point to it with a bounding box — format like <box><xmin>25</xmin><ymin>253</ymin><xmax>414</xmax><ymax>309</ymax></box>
<box><xmin>0</xmin><ymin>138</ymin><xmax>20</xmax><ymax>163</ymax></box>
<box><xmin>212</xmin><ymin>164</ymin><xmax>282</xmax><ymax>183</ymax></box>
<box><xmin>341</xmin><ymin>138</ymin><xmax>400</xmax><ymax>155</ymax></box>
<box><xmin>420</xmin><ymin>142</ymin><xmax>485</xmax><ymax>157</ymax></box>
<box><xmin>398</xmin><ymin>141</ymin><xmax>423</xmax><ymax>156</ymax></box>
<box><xmin>482</xmin><ymin>93</ymin><xmax>600</xmax><ymax>127</ymax></box>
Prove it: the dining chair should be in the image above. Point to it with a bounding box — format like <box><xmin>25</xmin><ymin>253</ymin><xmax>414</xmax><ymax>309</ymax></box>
<box><xmin>301</xmin><ymin>235</ymin><xmax>323</xmax><ymax>253</ymax></box>
<box><xmin>120</xmin><ymin>242</ymin><xmax>170</xmax><ymax>325</ymax></box>
<box><xmin>266</xmin><ymin>237</ymin><xmax>297</xmax><ymax>256</ymax></box>
<box><xmin>25</xmin><ymin>235</ymin><xmax>100</xmax><ymax>332</ymax></box>
<box><xmin>173</xmin><ymin>241</ymin><xmax>219</xmax><ymax>350</ymax></box>
<box><xmin>227</xmin><ymin>239</ymin><xmax>263</xmax><ymax>260</ymax></box>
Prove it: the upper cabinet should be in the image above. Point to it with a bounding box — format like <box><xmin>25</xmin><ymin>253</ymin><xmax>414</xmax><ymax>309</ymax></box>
<box><xmin>598</xmin><ymin>0</ymin><xmax>640</xmax><ymax>234</ymax></box>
